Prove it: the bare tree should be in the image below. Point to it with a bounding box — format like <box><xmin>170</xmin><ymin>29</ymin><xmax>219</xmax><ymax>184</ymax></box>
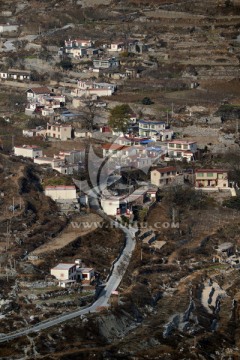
<box><xmin>80</xmin><ymin>100</ymin><xmax>98</xmax><ymax>131</ymax></box>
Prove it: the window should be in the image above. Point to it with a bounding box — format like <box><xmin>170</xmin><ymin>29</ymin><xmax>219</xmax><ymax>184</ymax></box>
<box><xmin>183</xmin><ymin>144</ymin><xmax>188</xmax><ymax>150</ymax></box>
<box><xmin>197</xmin><ymin>173</ymin><xmax>204</xmax><ymax>177</ymax></box>
<box><xmin>176</xmin><ymin>144</ymin><xmax>181</xmax><ymax>149</ymax></box>
<box><xmin>207</xmin><ymin>173</ymin><xmax>213</xmax><ymax>177</ymax></box>
<box><xmin>151</xmin><ymin>125</ymin><xmax>155</xmax><ymax>129</ymax></box>
<box><xmin>176</xmin><ymin>152</ymin><xmax>182</xmax><ymax>157</ymax></box>
<box><xmin>169</xmin><ymin>143</ymin><xmax>174</xmax><ymax>148</ymax></box>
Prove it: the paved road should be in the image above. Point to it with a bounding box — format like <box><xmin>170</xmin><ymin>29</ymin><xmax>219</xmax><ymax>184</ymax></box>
<box><xmin>0</xmin><ymin>206</ymin><xmax>136</xmax><ymax>343</ymax></box>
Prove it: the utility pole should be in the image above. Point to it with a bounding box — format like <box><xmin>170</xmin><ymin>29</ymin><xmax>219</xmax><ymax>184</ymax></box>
<box><xmin>236</xmin><ymin>119</ymin><xmax>239</xmax><ymax>139</ymax></box>
<box><xmin>172</xmin><ymin>102</ymin><xmax>174</xmax><ymax>117</ymax></box>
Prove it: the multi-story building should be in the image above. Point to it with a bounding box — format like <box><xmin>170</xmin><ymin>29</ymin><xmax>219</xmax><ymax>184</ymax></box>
<box><xmin>46</xmin><ymin>123</ymin><xmax>73</xmax><ymax>140</ymax></box>
<box><xmin>150</xmin><ymin>167</ymin><xmax>178</xmax><ymax>187</ymax></box>
<box><xmin>165</xmin><ymin>140</ymin><xmax>197</xmax><ymax>162</ymax></box>
<box><xmin>138</xmin><ymin>120</ymin><xmax>172</xmax><ymax>140</ymax></box>
<box><xmin>72</xmin><ymin>80</ymin><xmax>116</xmax><ymax>97</ymax></box>
<box><xmin>93</xmin><ymin>57</ymin><xmax>119</xmax><ymax>69</ymax></box>
<box><xmin>195</xmin><ymin>169</ymin><xmax>229</xmax><ymax>189</ymax></box>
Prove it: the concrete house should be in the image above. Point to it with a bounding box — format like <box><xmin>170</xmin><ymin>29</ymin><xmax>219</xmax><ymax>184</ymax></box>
<box><xmin>93</xmin><ymin>57</ymin><xmax>119</xmax><ymax>69</ymax></box>
<box><xmin>72</xmin><ymin>80</ymin><xmax>116</xmax><ymax>98</ymax></box>
<box><xmin>195</xmin><ymin>169</ymin><xmax>229</xmax><ymax>189</ymax></box>
<box><xmin>14</xmin><ymin>145</ymin><xmax>43</xmax><ymax>158</ymax></box>
<box><xmin>0</xmin><ymin>69</ymin><xmax>31</xmax><ymax>81</ymax></box>
<box><xmin>77</xmin><ymin>268</ymin><xmax>95</xmax><ymax>282</ymax></box>
<box><xmin>0</xmin><ymin>23</ymin><xmax>18</xmax><ymax>33</ymax></box>
<box><xmin>101</xmin><ymin>196</ymin><xmax>126</xmax><ymax>216</ymax></box>
<box><xmin>58</xmin><ymin>149</ymin><xmax>85</xmax><ymax>164</ymax></box>
<box><xmin>46</xmin><ymin>123</ymin><xmax>73</xmax><ymax>140</ymax></box>
<box><xmin>34</xmin><ymin>156</ymin><xmax>65</xmax><ymax>168</ymax></box>
<box><xmin>51</xmin><ymin>263</ymin><xmax>77</xmax><ymax>282</ymax></box>
<box><xmin>138</xmin><ymin>120</ymin><xmax>172</xmax><ymax>140</ymax></box>
<box><xmin>65</xmin><ymin>39</ymin><xmax>93</xmax><ymax>48</ymax></box>
<box><xmin>45</xmin><ymin>185</ymin><xmax>77</xmax><ymax>201</ymax></box>
<box><xmin>165</xmin><ymin>140</ymin><xmax>197</xmax><ymax>162</ymax></box>
<box><xmin>109</xmin><ymin>41</ymin><xmax>125</xmax><ymax>52</ymax></box>
<box><xmin>102</xmin><ymin>144</ymin><xmax>138</xmax><ymax>159</ymax></box>
<box><xmin>26</xmin><ymin>87</ymin><xmax>51</xmax><ymax>100</ymax></box>
<box><xmin>151</xmin><ymin>167</ymin><xmax>178</xmax><ymax>187</ymax></box>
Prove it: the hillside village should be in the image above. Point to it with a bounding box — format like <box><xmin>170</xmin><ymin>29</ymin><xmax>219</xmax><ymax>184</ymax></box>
<box><xmin>1</xmin><ymin>0</ymin><xmax>240</xmax><ymax>359</ymax></box>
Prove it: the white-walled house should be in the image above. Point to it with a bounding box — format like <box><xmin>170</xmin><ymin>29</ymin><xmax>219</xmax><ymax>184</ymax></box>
<box><xmin>77</xmin><ymin>268</ymin><xmax>95</xmax><ymax>281</ymax></box>
<box><xmin>139</xmin><ymin>120</ymin><xmax>165</xmax><ymax>137</ymax></box>
<box><xmin>0</xmin><ymin>69</ymin><xmax>31</xmax><ymax>81</ymax></box>
<box><xmin>102</xmin><ymin>144</ymin><xmax>137</xmax><ymax>158</ymax></box>
<box><xmin>23</xmin><ymin>129</ymin><xmax>39</xmax><ymax>137</ymax></box>
<box><xmin>72</xmin><ymin>80</ymin><xmax>116</xmax><ymax>98</ymax></box>
<box><xmin>109</xmin><ymin>41</ymin><xmax>125</xmax><ymax>52</ymax></box>
<box><xmin>46</xmin><ymin>123</ymin><xmax>73</xmax><ymax>140</ymax></box>
<box><xmin>65</xmin><ymin>39</ymin><xmax>93</xmax><ymax>48</ymax></box>
<box><xmin>14</xmin><ymin>145</ymin><xmax>43</xmax><ymax>158</ymax></box>
<box><xmin>34</xmin><ymin>156</ymin><xmax>65</xmax><ymax>168</ymax></box>
<box><xmin>101</xmin><ymin>196</ymin><xmax>123</xmax><ymax>216</ymax></box>
<box><xmin>93</xmin><ymin>57</ymin><xmax>119</xmax><ymax>69</ymax></box>
<box><xmin>165</xmin><ymin>140</ymin><xmax>197</xmax><ymax>162</ymax></box>
<box><xmin>45</xmin><ymin>185</ymin><xmax>77</xmax><ymax>201</ymax></box>
<box><xmin>26</xmin><ymin>87</ymin><xmax>51</xmax><ymax>101</ymax></box>
<box><xmin>0</xmin><ymin>24</ymin><xmax>18</xmax><ymax>33</ymax></box>
<box><xmin>51</xmin><ymin>263</ymin><xmax>77</xmax><ymax>281</ymax></box>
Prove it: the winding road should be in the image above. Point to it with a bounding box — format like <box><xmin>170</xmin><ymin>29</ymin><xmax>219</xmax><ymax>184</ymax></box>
<box><xmin>0</xmin><ymin>204</ymin><xmax>137</xmax><ymax>343</ymax></box>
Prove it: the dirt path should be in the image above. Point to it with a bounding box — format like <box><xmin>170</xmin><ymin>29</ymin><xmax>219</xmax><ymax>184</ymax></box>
<box><xmin>32</xmin><ymin>213</ymin><xmax>103</xmax><ymax>255</ymax></box>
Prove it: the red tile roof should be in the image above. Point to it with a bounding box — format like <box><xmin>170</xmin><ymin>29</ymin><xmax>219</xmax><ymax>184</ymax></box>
<box><xmin>102</xmin><ymin>144</ymin><xmax>130</xmax><ymax>151</ymax></box>
<box><xmin>153</xmin><ymin>166</ymin><xmax>177</xmax><ymax>173</ymax></box>
<box><xmin>195</xmin><ymin>169</ymin><xmax>227</xmax><ymax>173</ymax></box>
<box><xmin>27</xmin><ymin>87</ymin><xmax>50</xmax><ymax>94</ymax></box>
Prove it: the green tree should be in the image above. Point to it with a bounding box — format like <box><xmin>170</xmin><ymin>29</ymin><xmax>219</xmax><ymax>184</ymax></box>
<box><xmin>108</xmin><ymin>104</ymin><xmax>132</xmax><ymax>133</ymax></box>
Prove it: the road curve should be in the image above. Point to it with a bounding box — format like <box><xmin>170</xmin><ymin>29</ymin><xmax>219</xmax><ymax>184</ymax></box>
<box><xmin>0</xmin><ymin>207</ymin><xmax>136</xmax><ymax>343</ymax></box>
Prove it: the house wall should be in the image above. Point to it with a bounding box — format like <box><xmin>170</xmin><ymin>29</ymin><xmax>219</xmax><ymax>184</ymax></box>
<box><xmin>34</xmin><ymin>158</ymin><xmax>65</xmax><ymax>167</ymax></box>
<box><xmin>168</xmin><ymin>142</ymin><xmax>197</xmax><ymax>152</ymax></box>
<box><xmin>0</xmin><ymin>24</ymin><xmax>18</xmax><ymax>33</ymax></box>
<box><xmin>80</xmin><ymin>269</ymin><xmax>94</xmax><ymax>281</ymax></box>
<box><xmin>93</xmin><ymin>58</ymin><xmax>119</xmax><ymax>69</ymax></box>
<box><xmin>195</xmin><ymin>172</ymin><xmax>228</xmax><ymax>188</ymax></box>
<box><xmin>47</xmin><ymin>125</ymin><xmax>72</xmax><ymax>140</ymax></box>
<box><xmin>45</xmin><ymin>188</ymin><xmax>77</xmax><ymax>201</ymax></box>
<box><xmin>151</xmin><ymin>169</ymin><xmax>177</xmax><ymax>187</ymax></box>
<box><xmin>51</xmin><ymin>265</ymin><xmax>76</xmax><ymax>280</ymax></box>
<box><xmin>101</xmin><ymin>198</ymin><xmax>120</xmax><ymax>216</ymax></box>
<box><xmin>54</xmin><ymin>165</ymin><xmax>79</xmax><ymax>175</ymax></box>
<box><xmin>14</xmin><ymin>147</ymin><xmax>43</xmax><ymax>158</ymax></box>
